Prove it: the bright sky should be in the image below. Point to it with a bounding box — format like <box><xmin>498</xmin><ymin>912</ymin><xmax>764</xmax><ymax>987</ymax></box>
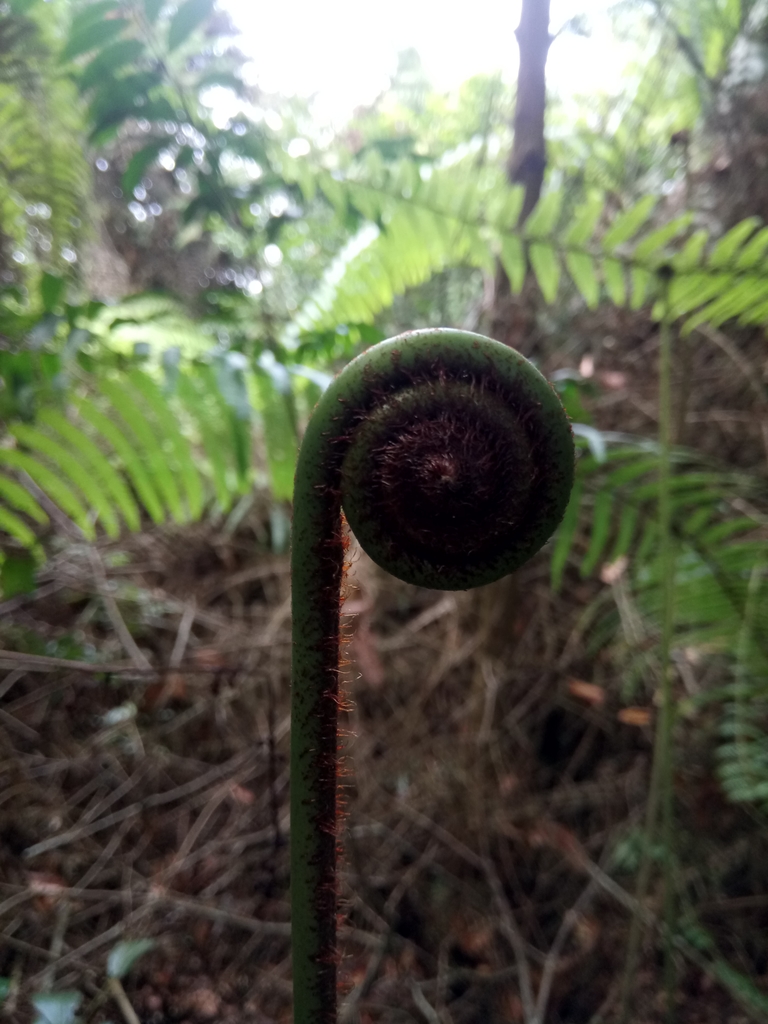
<box><xmin>222</xmin><ymin>0</ymin><xmax>634</xmax><ymax>125</ymax></box>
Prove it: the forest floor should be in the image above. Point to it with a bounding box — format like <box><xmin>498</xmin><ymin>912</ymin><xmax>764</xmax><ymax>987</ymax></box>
<box><xmin>0</xmin><ymin>504</ymin><xmax>766</xmax><ymax>1024</ymax></box>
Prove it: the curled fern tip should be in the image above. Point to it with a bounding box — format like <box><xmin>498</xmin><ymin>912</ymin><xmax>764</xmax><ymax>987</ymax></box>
<box><xmin>290</xmin><ymin>328</ymin><xmax>574</xmax><ymax>1024</ymax></box>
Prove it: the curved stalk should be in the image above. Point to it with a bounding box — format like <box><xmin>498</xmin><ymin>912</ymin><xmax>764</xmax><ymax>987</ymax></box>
<box><xmin>290</xmin><ymin>328</ymin><xmax>574</xmax><ymax>1024</ymax></box>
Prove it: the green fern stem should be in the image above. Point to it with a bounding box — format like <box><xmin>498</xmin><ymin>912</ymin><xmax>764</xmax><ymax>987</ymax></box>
<box><xmin>290</xmin><ymin>328</ymin><xmax>574</xmax><ymax>1024</ymax></box>
<box><xmin>620</xmin><ymin>272</ymin><xmax>678</xmax><ymax>1023</ymax></box>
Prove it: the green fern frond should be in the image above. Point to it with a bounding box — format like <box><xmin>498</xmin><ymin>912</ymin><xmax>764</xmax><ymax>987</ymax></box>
<box><xmin>0</xmin><ymin>365</ymin><xmax>260</xmax><ymax>550</ymax></box>
<box><xmin>0</xmin><ymin>10</ymin><xmax>90</xmax><ymax>273</ymax></box>
<box><xmin>292</xmin><ymin>160</ymin><xmax>768</xmax><ymax>335</ymax></box>
<box><xmin>555</xmin><ymin>440</ymin><xmax>768</xmax><ymax>642</ymax></box>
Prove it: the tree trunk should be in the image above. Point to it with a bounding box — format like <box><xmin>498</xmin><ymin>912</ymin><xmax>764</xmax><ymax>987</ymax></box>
<box><xmin>488</xmin><ymin>0</ymin><xmax>552</xmax><ymax>349</ymax></box>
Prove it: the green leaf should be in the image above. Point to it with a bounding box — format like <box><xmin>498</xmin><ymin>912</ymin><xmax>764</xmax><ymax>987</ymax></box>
<box><xmin>672</xmin><ymin>229</ymin><xmax>708</xmax><ymax>271</ymax></box>
<box><xmin>61</xmin><ymin>16</ymin><xmax>127</xmax><ymax>62</ymax></box>
<box><xmin>488</xmin><ymin>185</ymin><xmax>524</xmax><ymax>230</ymax></box>
<box><xmin>0</xmin><ymin>978</ymin><xmax>10</xmax><ymax>1001</ymax></box>
<box><xmin>605</xmin><ymin>455</ymin><xmax>658</xmax><ymax>488</ymax></box>
<box><xmin>563</xmin><ymin>193</ymin><xmax>603</xmax><ymax>246</ymax></box>
<box><xmin>611</xmin><ymin>504</ymin><xmax>639</xmax><ymax>560</ymax></box>
<box><xmin>38</xmin><ymin>409</ymin><xmax>141</xmax><ymax>532</ymax></box>
<box><xmin>708</xmin><ymin>217</ymin><xmax>761</xmax><ymax>269</ymax></box>
<box><xmin>734</xmin><ymin>226</ymin><xmax>768</xmax><ymax>270</ymax></box>
<box><xmin>703</xmin><ymin>26</ymin><xmax>726</xmax><ymax>78</ymax></box>
<box><xmin>572</xmin><ymin>424</ymin><xmax>607</xmax><ymax>462</ymax></box>
<box><xmin>1</xmin><ymin>553</ymin><xmax>36</xmax><ymax>597</ymax></box>
<box><xmin>107</xmin><ymin>938</ymin><xmax>156</xmax><ymax>979</ymax></box>
<box><xmin>551</xmin><ymin>481</ymin><xmax>583</xmax><ymax>591</ymax></box>
<box><xmin>0</xmin><ymin>507</ymin><xmax>38</xmax><ymax>549</ymax></box>
<box><xmin>168</xmin><ymin>0</ymin><xmax>216</xmax><ymax>51</ymax></box>
<box><xmin>254</xmin><ymin>371</ymin><xmax>298</xmax><ymax>503</ymax></box>
<box><xmin>79</xmin><ymin>39</ymin><xmax>145</xmax><ymax>93</ymax></box>
<box><xmin>682</xmin><ymin>506</ymin><xmax>712</xmax><ymax>536</ymax></box>
<box><xmin>603</xmin><ymin>258</ymin><xmax>626</xmax><ymax>306</ymax></box>
<box><xmin>195</xmin><ymin>363</ymin><xmax>250</xmax><ymax>487</ymax></box>
<box><xmin>524</xmin><ymin>190</ymin><xmax>562</xmax><ymax>238</ymax></box>
<box><xmin>127</xmin><ymin>370</ymin><xmax>205</xmax><ymax>520</ymax></box>
<box><xmin>8</xmin><ymin>424</ymin><xmax>121</xmax><ymax>538</ymax></box>
<box><xmin>667</xmin><ymin>273</ymin><xmax>730</xmax><ymax>318</ymax></box>
<box><xmin>632</xmin><ymin>214</ymin><xmax>693</xmax><ymax>262</ymax></box>
<box><xmin>0</xmin><ymin>474</ymin><xmax>48</xmax><ymax>524</ymax></box>
<box><xmin>529</xmin><ymin>243</ymin><xmax>560</xmax><ymax>303</ymax></box>
<box><xmin>683</xmin><ymin>278</ymin><xmax>768</xmax><ymax>334</ymax></box>
<box><xmin>630</xmin><ymin>266</ymin><xmax>653</xmax><ymax>310</ymax></box>
<box><xmin>122</xmin><ymin>139</ymin><xmax>166</xmax><ymax>194</ymax></box>
<box><xmin>176</xmin><ymin>375</ymin><xmax>232</xmax><ymax>510</ymax></box>
<box><xmin>635</xmin><ymin>520</ymin><xmax>658</xmax><ymax>566</ymax></box>
<box><xmin>602</xmin><ymin>195</ymin><xmax>657</xmax><ymax>250</ymax></box>
<box><xmin>0</xmin><ymin>450</ymin><xmax>95</xmax><ymax>539</ymax></box>
<box><xmin>565</xmin><ymin>252</ymin><xmax>599</xmax><ymax>308</ymax></box>
<box><xmin>40</xmin><ymin>273</ymin><xmax>65</xmax><ymax>313</ymax></box>
<box><xmin>711</xmin><ymin>960</ymin><xmax>768</xmax><ymax>1014</ymax></box>
<box><xmin>97</xmin><ymin>379</ymin><xmax>185</xmax><ymax>523</ymax></box>
<box><xmin>582</xmin><ymin>490</ymin><xmax>613</xmax><ymax>576</ymax></box>
<box><xmin>500</xmin><ymin>235</ymin><xmax>526</xmax><ymax>293</ymax></box>
<box><xmin>74</xmin><ymin>399</ymin><xmax>165</xmax><ymax>525</ymax></box>
<box><xmin>32</xmin><ymin>992</ymin><xmax>82</xmax><ymax>1024</ymax></box>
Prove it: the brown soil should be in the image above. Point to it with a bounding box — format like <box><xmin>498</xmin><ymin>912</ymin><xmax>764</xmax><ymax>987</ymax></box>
<box><xmin>1</xmin><ymin>501</ymin><xmax>766</xmax><ymax>1024</ymax></box>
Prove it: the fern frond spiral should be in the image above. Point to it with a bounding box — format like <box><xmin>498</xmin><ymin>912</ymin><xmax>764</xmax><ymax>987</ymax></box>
<box><xmin>290</xmin><ymin>328</ymin><xmax>574</xmax><ymax>1024</ymax></box>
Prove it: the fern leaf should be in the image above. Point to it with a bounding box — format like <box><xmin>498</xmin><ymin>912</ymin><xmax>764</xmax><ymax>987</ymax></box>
<box><xmin>37</xmin><ymin>408</ymin><xmax>141</xmax><ymax>532</ymax></box>
<box><xmin>551</xmin><ymin>481</ymin><xmax>583</xmax><ymax>591</ymax></box>
<box><xmin>603</xmin><ymin>258</ymin><xmax>626</xmax><ymax>306</ymax></box>
<box><xmin>708</xmin><ymin>218</ymin><xmax>761</xmax><ymax>269</ymax></box>
<box><xmin>0</xmin><ymin>473</ymin><xmax>48</xmax><ymax>524</ymax></box>
<box><xmin>611</xmin><ymin>503</ymin><xmax>639</xmax><ymax>561</ymax></box>
<box><xmin>0</xmin><ymin>449</ymin><xmax>94</xmax><ymax>538</ymax></box>
<box><xmin>563</xmin><ymin>193</ymin><xmax>603</xmax><ymax>246</ymax></box>
<box><xmin>73</xmin><ymin>398</ymin><xmax>165</xmax><ymax>525</ymax></box>
<box><xmin>605</xmin><ymin>455</ymin><xmax>660</xmax><ymax>487</ymax></box>
<box><xmin>673</xmin><ymin>230</ymin><xmax>709</xmax><ymax>271</ymax></box>
<box><xmin>529</xmin><ymin>243</ymin><xmax>560</xmax><ymax>303</ymax></box>
<box><xmin>500</xmin><ymin>235</ymin><xmax>526</xmax><ymax>293</ymax></box>
<box><xmin>630</xmin><ymin>266</ymin><xmax>654</xmax><ymax>310</ymax></box>
<box><xmin>253</xmin><ymin>365</ymin><xmax>298</xmax><ymax>503</ymax></box>
<box><xmin>565</xmin><ymin>252</ymin><xmax>600</xmax><ymax>309</ymax></box>
<box><xmin>127</xmin><ymin>370</ymin><xmax>204</xmax><ymax>520</ymax></box>
<box><xmin>486</xmin><ymin>184</ymin><xmax>524</xmax><ymax>230</ymax></box>
<box><xmin>97</xmin><ymin>378</ymin><xmax>186</xmax><ymax>523</ymax></box>
<box><xmin>667</xmin><ymin>273</ymin><xmax>729</xmax><ymax>318</ymax></box>
<box><xmin>734</xmin><ymin>226</ymin><xmax>768</xmax><ymax>270</ymax></box>
<box><xmin>582</xmin><ymin>490</ymin><xmax>613</xmax><ymax>576</ymax></box>
<box><xmin>602</xmin><ymin>195</ymin><xmax>657</xmax><ymax>250</ymax></box>
<box><xmin>524</xmin><ymin>190</ymin><xmax>563</xmax><ymax>238</ymax></box>
<box><xmin>633</xmin><ymin>214</ymin><xmax>693</xmax><ymax>262</ymax></box>
<box><xmin>8</xmin><ymin>424</ymin><xmax>120</xmax><ymax>537</ymax></box>
<box><xmin>682</xmin><ymin>278</ymin><xmax>768</xmax><ymax>334</ymax></box>
<box><xmin>176</xmin><ymin>374</ymin><xmax>235</xmax><ymax>510</ymax></box>
<box><xmin>0</xmin><ymin>505</ymin><xmax>38</xmax><ymax>548</ymax></box>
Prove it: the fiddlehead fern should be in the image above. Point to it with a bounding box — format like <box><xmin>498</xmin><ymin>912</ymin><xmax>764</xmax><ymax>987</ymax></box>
<box><xmin>290</xmin><ymin>328</ymin><xmax>574</xmax><ymax>1024</ymax></box>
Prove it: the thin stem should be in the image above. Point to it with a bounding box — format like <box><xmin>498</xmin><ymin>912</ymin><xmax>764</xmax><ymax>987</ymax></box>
<box><xmin>657</xmin><ymin>292</ymin><xmax>678</xmax><ymax>1024</ymax></box>
<box><xmin>620</xmin><ymin>274</ymin><xmax>677</xmax><ymax>1022</ymax></box>
<box><xmin>290</xmin><ymin>330</ymin><xmax>574</xmax><ymax>1024</ymax></box>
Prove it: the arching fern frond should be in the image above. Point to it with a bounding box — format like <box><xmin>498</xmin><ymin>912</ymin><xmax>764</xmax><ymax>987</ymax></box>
<box><xmin>0</xmin><ymin>364</ymin><xmax>254</xmax><ymax>550</ymax></box>
<box><xmin>290</xmin><ymin>158</ymin><xmax>768</xmax><ymax>336</ymax></box>
<box><xmin>0</xmin><ymin>9</ymin><xmax>90</xmax><ymax>273</ymax></box>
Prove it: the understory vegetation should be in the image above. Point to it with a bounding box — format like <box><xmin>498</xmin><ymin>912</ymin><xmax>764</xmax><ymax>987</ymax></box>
<box><xmin>1</xmin><ymin>0</ymin><xmax>767</xmax><ymax>1021</ymax></box>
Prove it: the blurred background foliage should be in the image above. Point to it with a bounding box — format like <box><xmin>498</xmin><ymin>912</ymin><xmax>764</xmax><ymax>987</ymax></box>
<box><xmin>2</xmin><ymin>0</ymin><xmax>768</xmax><ymax>1019</ymax></box>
